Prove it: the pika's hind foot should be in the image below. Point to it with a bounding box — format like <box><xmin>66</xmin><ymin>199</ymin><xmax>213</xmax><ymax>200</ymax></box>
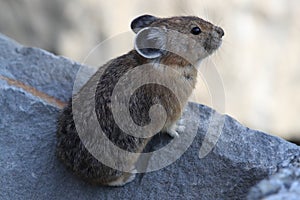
<box><xmin>107</xmin><ymin>170</ymin><xmax>137</xmax><ymax>187</ymax></box>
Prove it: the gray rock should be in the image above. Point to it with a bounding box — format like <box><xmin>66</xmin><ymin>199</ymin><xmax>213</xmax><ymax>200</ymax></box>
<box><xmin>1</xmin><ymin>33</ymin><xmax>300</xmax><ymax>200</ymax></box>
<box><xmin>248</xmin><ymin>158</ymin><xmax>300</xmax><ymax>200</ymax></box>
<box><xmin>0</xmin><ymin>33</ymin><xmax>81</xmax><ymax>102</ymax></box>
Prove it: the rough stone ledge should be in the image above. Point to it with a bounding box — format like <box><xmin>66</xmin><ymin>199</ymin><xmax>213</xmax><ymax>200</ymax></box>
<box><xmin>1</xmin><ymin>33</ymin><xmax>299</xmax><ymax>200</ymax></box>
<box><xmin>248</xmin><ymin>158</ymin><xmax>300</xmax><ymax>200</ymax></box>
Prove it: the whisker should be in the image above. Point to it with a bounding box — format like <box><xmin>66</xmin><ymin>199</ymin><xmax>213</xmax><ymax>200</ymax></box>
<box><xmin>175</xmin><ymin>0</ymin><xmax>195</xmax><ymax>16</ymax></box>
<box><xmin>196</xmin><ymin>0</ymin><xmax>210</xmax><ymax>21</ymax></box>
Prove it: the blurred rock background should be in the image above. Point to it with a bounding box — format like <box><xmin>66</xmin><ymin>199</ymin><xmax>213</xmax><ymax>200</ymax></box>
<box><xmin>0</xmin><ymin>0</ymin><xmax>299</xmax><ymax>141</ymax></box>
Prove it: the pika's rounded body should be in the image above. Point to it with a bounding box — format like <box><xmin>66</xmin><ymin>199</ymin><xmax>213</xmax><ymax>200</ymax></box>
<box><xmin>56</xmin><ymin>14</ymin><xmax>224</xmax><ymax>186</ymax></box>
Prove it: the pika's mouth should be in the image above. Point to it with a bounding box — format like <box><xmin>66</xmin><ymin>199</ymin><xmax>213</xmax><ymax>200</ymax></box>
<box><xmin>204</xmin><ymin>37</ymin><xmax>222</xmax><ymax>54</ymax></box>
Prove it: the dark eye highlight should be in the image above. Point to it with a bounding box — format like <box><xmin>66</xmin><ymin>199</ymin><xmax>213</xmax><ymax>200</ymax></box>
<box><xmin>191</xmin><ymin>26</ymin><xmax>202</xmax><ymax>35</ymax></box>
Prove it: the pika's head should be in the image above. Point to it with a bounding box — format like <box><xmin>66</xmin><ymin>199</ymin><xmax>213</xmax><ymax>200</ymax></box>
<box><xmin>131</xmin><ymin>14</ymin><xmax>224</xmax><ymax>65</ymax></box>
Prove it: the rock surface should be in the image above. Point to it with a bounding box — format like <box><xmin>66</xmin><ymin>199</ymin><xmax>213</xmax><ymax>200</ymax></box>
<box><xmin>0</xmin><ymin>33</ymin><xmax>300</xmax><ymax>200</ymax></box>
<box><xmin>248</xmin><ymin>158</ymin><xmax>300</xmax><ymax>200</ymax></box>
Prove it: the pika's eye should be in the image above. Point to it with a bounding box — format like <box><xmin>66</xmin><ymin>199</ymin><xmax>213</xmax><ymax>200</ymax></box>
<box><xmin>191</xmin><ymin>26</ymin><xmax>202</xmax><ymax>35</ymax></box>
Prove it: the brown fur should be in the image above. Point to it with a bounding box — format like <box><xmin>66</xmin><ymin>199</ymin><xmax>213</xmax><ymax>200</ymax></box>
<box><xmin>56</xmin><ymin>15</ymin><xmax>224</xmax><ymax>186</ymax></box>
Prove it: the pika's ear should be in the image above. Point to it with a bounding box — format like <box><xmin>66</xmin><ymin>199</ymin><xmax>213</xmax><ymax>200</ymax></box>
<box><xmin>131</xmin><ymin>14</ymin><xmax>158</xmax><ymax>33</ymax></box>
<box><xmin>134</xmin><ymin>27</ymin><xmax>166</xmax><ymax>59</ymax></box>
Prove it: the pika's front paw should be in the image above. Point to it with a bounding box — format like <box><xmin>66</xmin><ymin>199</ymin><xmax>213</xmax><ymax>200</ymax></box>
<box><xmin>167</xmin><ymin>129</ymin><xmax>180</xmax><ymax>138</ymax></box>
<box><xmin>166</xmin><ymin>121</ymin><xmax>185</xmax><ymax>138</ymax></box>
<box><xmin>176</xmin><ymin>125</ymin><xmax>185</xmax><ymax>132</ymax></box>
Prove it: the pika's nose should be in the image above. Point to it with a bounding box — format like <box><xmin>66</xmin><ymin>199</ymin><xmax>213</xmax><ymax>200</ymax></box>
<box><xmin>215</xmin><ymin>27</ymin><xmax>225</xmax><ymax>38</ymax></box>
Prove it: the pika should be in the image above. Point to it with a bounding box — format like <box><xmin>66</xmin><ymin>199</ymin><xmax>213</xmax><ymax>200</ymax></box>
<box><xmin>56</xmin><ymin>14</ymin><xmax>224</xmax><ymax>186</ymax></box>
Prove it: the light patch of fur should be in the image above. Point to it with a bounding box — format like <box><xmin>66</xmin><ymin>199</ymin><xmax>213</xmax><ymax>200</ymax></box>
<box><xmin>107</xmin><ymin>172</ymin><xmax>136</xmax><ymax>186</ymax></box>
